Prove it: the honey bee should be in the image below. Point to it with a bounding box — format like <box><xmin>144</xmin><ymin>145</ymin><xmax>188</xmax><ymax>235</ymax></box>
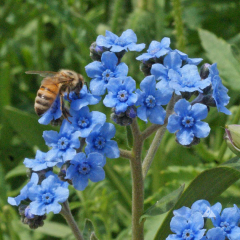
<box><xmin>26</xmin><ymin>69</ymin><xmax>84</xmax><ymax>122</ymax></box>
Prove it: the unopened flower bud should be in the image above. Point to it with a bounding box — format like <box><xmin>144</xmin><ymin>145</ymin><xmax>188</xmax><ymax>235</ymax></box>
<box><xmin>126</xmin><ymin>106</ymin><xmax>137</xmax><ymax>118</ymax></box>
<box><xmin>200</xmin><ymin>63</ymin><xmax>211</xmax><ymax>79</ymax></box>
<box><xmin>224</xmin><ymin>125</ymin><xmax>240</xmax><ymax>156</ymax></box>
<box><xmin>90</xmin><ymin>42</ymin><xmax>108</xmax><ymax>61</ymax></box>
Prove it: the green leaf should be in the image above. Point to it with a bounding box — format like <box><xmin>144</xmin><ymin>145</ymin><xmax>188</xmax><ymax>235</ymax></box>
<box><xmin>3</xmin><ymin>106</ymin><xmax>55</xmax><ymax>151</ymax></box>
<box><xmin>198</xmin><ymin>29</ymin><xmax>240</xmax><ymax>89</ymax></box>
<box><xmin>90</xmin><ymin>232</ymin><xmax>99</xmax><ymax>240</ymax></box>
<box><xmin>154</xmin><ymin>157</ymin><xmax>240</xmax><ymax>240</ymax></box>
<box><xmin>34</xmin><ymin>221</ymin><xmax>71</xmax><ymax>238</ymax></box>
<box><xmin>5</xmin><ymin>165</ymin><xmax>26</xmax><ymax>180</ymax></box>
<box><xmin>83</xmin><ymin>219</ymin><xmax>95</xmax><ymax>240</ymax></box>
<box><xmin>140</xmin><ymin>184</ymin><xmax>185</xmax><ymax>222</ymax></box>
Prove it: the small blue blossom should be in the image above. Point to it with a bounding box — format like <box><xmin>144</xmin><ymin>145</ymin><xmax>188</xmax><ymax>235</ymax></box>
<box><xmin>38</xmin><ymin>95</ymin><xmax>62</xmax><ymax>125</ymax></box>
<box><xmin>136</xmin><ymin>38</ymin><xmax>170</xmax><ymax>61</ymax></box>
<box><xmin>23</xmin><ymin>150</ymin><xmax>60</xmax><ymax>171</ymax></box>
<box><xmin>43</xmin><ymin>120</ymin><xmax>81</xmax><ymax>162</ymax></box>
<box><xmin>166</xmin><ymin>212</ymin><xmax>206</xmax><ymax>240</ymax></box>
<box><xmin>204</xmin><ymin>227</ymin><xmax>226</xmax><ymax>240</ymax></box>
<box><xmin>45</xmin><ymin>171</ymin><xmax>69</xmax><ymax>188</ymax></box>
<box><xmin>65</xmin><ymin>152</ymin><xmax>106</xmax><ymax>191</ymax></box>
<box><xmin>28</xmin><ymin>175</ymin><xmax>69</xmax><ymax>215</ymax></box>
<box><xmin>135</xmin><ymin>75</ymin><xmax>172</xmax><ymax>124</ymax></box>
<box><xmin>151</xmin><ymin>52</ymin><xmax>183</xmax><ymax>93</ymax></box>
<box><xmin>103</xmin><ymin>77</ymin><xmax>138</xmax><ymax>114</ymax></box>
<box><xmin>168</xmin><ymin>65</ymin><xmax>211</xmax><ymax>95</ymax></box>
<box><xmin>85</xmin><ymin>51</ymin><xmax>128</xmax><ymax>96</ymax></box>
<box><xmin>96</xmin><ymin>29</ymin><xmax>145</xmax><ymax>52</ymax></box>
<box><xmin>172</xmin><ymin>49</ymin><xmax>203</xmax><ymax>66</ymax></box>
<box><xmin>66</xmin><ymin>85</ymin><xmax>101</xmax><ymax>111</ymax></box>
<box><xmin>211</xmin><ymin>204</ymin><xmax>240</xmax><ymax>240</ymax></box>
<box><xmin>8</xmin><ymin>173</ymin><xmax>39</xmax><ymax>206</ymax></box>
<box><xmin>191</xmin><ymin>200</ymin><xmax>222</xmax><ymax>218</ymax></box>
<box><xmin>208</xmin><ymin>63</ymin><xmax>231</xmax><ymax>115</ymax></box>
<box><xmin>85</xmin><ymin>123</ymin><xmax>119</xmax><ymax>159</ymax></box>
<box><xmin>70</xmin><ymin>106</ymin><xmax>106</xmax><ymax>138</ymax></box>
<box><xmin>167</xmin><ymin>99</ymin><xmax>210</xmax><ymax>145</ymax></box>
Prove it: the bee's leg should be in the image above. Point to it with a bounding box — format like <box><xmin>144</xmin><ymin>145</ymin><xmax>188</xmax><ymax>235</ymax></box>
<box><xmin>84</xmin><ymin>82</ymin><xmax>90</xmax><ymax>93</ymax></box>
<box><xmin>62</xmin><ymin>108</ymin><xmax>72</xmax><ymax>124</ymax></box>
<box><xmin>67</xmin><ymin>86</ymin><xmax>72</xmax><ymax>102</ymax></box>
<box><xmin>60</xmin><ymin>93</ymin><xmax>72</xmax><ymax>124</ymax></box>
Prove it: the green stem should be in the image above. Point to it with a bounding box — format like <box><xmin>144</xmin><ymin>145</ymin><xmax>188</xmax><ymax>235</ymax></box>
<box><xmin>130</xmin><ymin>118</ymin><xmax>144</xmax><ymax>240</ymax></box>
<box><xmin>60</xmin><ymin>201</ymin><xmax>84</xmax><ymax>240</ymax></box>
<box><xmin>171</xmin><ymin>0</ymin><xmax>185</xmax><ymax>51</ymax></box>
<box><xmin>142</xmin><ymin>94</ymin><xmax>180</xmax><ymax>180</ymax></box>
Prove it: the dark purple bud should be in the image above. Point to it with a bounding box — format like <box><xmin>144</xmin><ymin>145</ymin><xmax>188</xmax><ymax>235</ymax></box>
<box><xmin>200</xmin><ymin>63</ymin><xmax>211</xmax><ymax>79</ymax></box>
<box><xmin>126</xmin><ymin>106</ymin><xmax>137</xmax><ymax>118</ymax></box>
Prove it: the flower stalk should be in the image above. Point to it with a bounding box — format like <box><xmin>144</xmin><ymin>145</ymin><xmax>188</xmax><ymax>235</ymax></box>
<box><xmin>60</xmin><ymin>201</ymin><xmax>84</xmax><ymax>240</ymax></box>
<box><xmin>130</xmin><ymin>118</ymin><xmax>144</xmax><ymax>240</ymax></box>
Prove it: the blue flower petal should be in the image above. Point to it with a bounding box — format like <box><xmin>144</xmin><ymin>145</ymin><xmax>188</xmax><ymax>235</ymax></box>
<box><xmin>85</xmin><ymin>61</ymin><xmax>105</xmax><ymax>78</ymax></box>
<box><xmin>193</xmin><ymin>121</ymin><xmax>210</xmax><ymax>138</ymax></box>
<box><xmin>101</xmin><ymin>51</ymin><xmax>118</xmax><ymax>70</ymax></box>
<box><xmin>137</xmin><ymin>105</ymin><xmax>148</xmax><ymax>122</ymax></box>
<box><xmin>88</xmin><ymin>166</ymin><xmax>105</xmax><ymax>182</ymax></box>
<box><xmin>103</xmin><ymin>140</ymin><xmax>120</xmax><ymax>158</ymax></box>
<box><xmin>191</xmin><ymin>103</ymin><xmax>208</xmax><ymax>120</ymax></box>
<box><xmin>176</xmin><ymin>128</ymin><xmax>194</xmax><ymax>145</ymax></box>
<box><xmin>167</xmin><ymin>115</ymin><xmax>181</xmax><ymax>133</ymax></box>
<box><xmin>148</xmin><ymin>106</ymin><xmax>166</xmax><ymax>125</ymax></box>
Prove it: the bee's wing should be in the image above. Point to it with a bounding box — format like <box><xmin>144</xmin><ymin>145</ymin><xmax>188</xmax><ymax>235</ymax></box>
<box><xmin>25</xmin><ymin>71</ymin><xmax>58</xmax><ymax>78</ymax></box>
<box><xmin>41</xmin><ymin>75</ymin><xmax>73</xmax><ymax>85</ymax></box>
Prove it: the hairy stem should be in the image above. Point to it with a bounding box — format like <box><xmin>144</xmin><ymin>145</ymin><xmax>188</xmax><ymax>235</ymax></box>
<box><xmin>60</xmin><ymin>201</ymin><xmax>84</xmax><ymax>240</ymax></box>
<box><xmin>119</xmin><ymin>148</ymin><xmax>133</xmax><ymax>160</ymax></box>
<box><xmin>171</xmin><ymin>0</ymin><xmax>185</xmax><ymax>51</ymax></box>
<box><xmin>142</xmin><ymin>94</ymin><xmax>180</xmax><ymax>180</ymax></box>
<box><xmin>130</xmin><ymin>118</ymin><xmax>144</xmax><ymax>240</ymax></box>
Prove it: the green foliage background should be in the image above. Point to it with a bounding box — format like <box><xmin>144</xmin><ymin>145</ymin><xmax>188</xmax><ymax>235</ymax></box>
<box><xmin>0</xmin><ymin>0</ymin><xmax>240</xmax><ymax>239</ymax></box>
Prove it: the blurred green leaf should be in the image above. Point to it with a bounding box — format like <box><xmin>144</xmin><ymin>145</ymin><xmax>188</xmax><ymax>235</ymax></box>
<box><xmin>5</xmin><ymin>165</ymin><xmax>26</xmax><ymax>180</ymax></box>
<box><xmin>3</xmin><ymin>106</ymin><xmax>55</xmax><ymax>151</ymax></box>
<box><xmin>140</xmin><ymin>184</ymin><xmax>185</xmax><ymax>222</ymax></box>
<box><xmin>83</xmin><ymin>219</ymin><xmax>96</xmax><ymax>240</ymax></box>
<box><xmin>154</xmin><ymin>157</ymin><xmax>240</xmax><ymax>240</ymax></box>
<box><xmin>34</xmin><ymin>221</ymin><xmax>71</xmax><ymax>238</ymax></box>
<box><xmin>199</xmin><ymin>29</ymin><xmax>240</xmax><ymax>89</ymax></box>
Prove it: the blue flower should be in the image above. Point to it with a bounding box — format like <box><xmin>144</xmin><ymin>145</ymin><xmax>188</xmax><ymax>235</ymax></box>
<box><xmin>168</xmin><ymin>65</ymin><xmax>211</xmax><ymax>95</ymax></box>
<box><xmin>151</xmin><ymin>52</ymin><xmax>183</xmax><ymax>93</ymax></box>
<box><xmin>45</xmin><ymin>171</ymin><xmax>69</xmax><ymax>188</ymax></box>
<box><xmin>167</xmin><ymin>99</ymin><xmax>210</xmax><ymax>145</ymax></box>
<box><xmin>85</xmin><ymin>51</ymin><xmax>128</xmax><ymax>96</ymax></box>
<box><xmin>23</xmin><ymin>150</ymin><xmax>60</xmax><ymax>171</ymax></box>
<box><xmin>211</xmin><ymin>205</ymin><xmax>240</xmax><ymax>240</ymax></box>
<box><xmin>166</xmin><ymin>212</ymin><xmax>206</xmax><ymax>240</ymax></box>
<box><xmin>85</xmin><ymin>123</ymin><xmax>119</xmax><ymax>159</ymax></box>
<box><xmin>208</xmin><ymin>63</ymin><xmax>231</xmax><ymax>115</ymax></box>
<box><xmin>8</xmin><ymin>173</ymin><xmax>39</xmax><ymax>206</ymax></box>
<box><xmin>204</xmin><ymin>228</ymin><xmax>226</xmax><ymax>240</ymax></box>
<box><xmin>136</xmin><ymin>38</ymin><xmax>170</xmax><ymax>61</ymax></box>
<box><xmin>24</xmin><ymin>206</ymin><xmax>35</xmax><ymax>219</ymax></box>
<box><xmin>135</xmin><ymin>75</ymin><xmax>172</xmax><ymax>124</ymax></box>
<box><xmin>191</xmin><ymin>200</ymin><xmax>222</xmax><ymax>218</ymax></box>
<box><xmin>28</xmin><ymin>175</ymin><xmax>69</xmax><ymax>215</ymax></box>
<box><xmin>96</xmin><ymin>29</ymin><xmax>145</xmax><ymax>52</ymax></box>
<box><xmin>43</xmin><ymin>120</ymin><xmax>81</xmax><ymax>162</ymax></box>
<box><xmin>172</xmin><ymin>49</ymin><xmax>203</xmax><ymax>66</ymax></box>
<box><xmin>70</xmin><ymin>106</ymin><xmax>106</xmax><ymax>138</ymax></box>
<box><xmin>103</xmin><ymin>77</ymin><xmax>138</xmax><ymax>113</ymax></box>
<box><xmin>65</xmin><ymin>152</ymin><xmax>106</xmax><ymax>191</ymax></box>
<box><xmin>38</xmin><ymin>95</ymin><xmax>62</xmax><ymax>125</ymax></box>
<box><xmin>66</xmin><ymin>85</ymin><xmax>101</xmax><ymax>111</ymax></box>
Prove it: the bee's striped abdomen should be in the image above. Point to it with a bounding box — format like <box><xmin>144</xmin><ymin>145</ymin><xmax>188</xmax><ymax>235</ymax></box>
<box><xmin>34</xmin><ymin>84</ymin><xmax>59</xmax><ymax>116</ymax></box>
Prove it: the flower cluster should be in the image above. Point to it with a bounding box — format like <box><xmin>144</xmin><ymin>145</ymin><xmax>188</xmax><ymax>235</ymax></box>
<box><xmin>9</xmin><ymin>29</ymin><xmax>232</xmax><ymax>231</ymax></box>
<box><xmin>166</xmin><ymin>200</ymin><xmax>240</xmax><ymax>240</ymax></box>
